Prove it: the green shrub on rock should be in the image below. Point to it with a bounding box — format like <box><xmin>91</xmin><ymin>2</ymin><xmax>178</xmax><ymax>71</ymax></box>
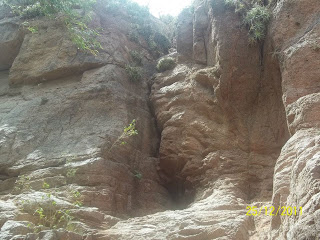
<box><xmin>153</xmin><ymin>32</ymin><xmax>171</xmax><ymax>54</ymax></box>
<box><xmin>221</xmin><ymin>0</ymin><xmax>271</xmax><ymax>43</ymax></box>
<box><xmin>129</xmin><ymin>50</ymin><xmax>143</xmax><ymax>66</ymax></box>
<box><xmin>125</xmin><ymin>65</ymin><xmax>143</xmax><ymax>82</ymax></box>
<box><xmin>244</xmin><ymin>4</ymin><xmax>270</xmax><ymax>43</ymax></box>
<box><xmin>156</xmin><ymin>57</ymin><xmax>176</xmax><ymax>72</ymax></box>
<box><xmin>3</xmin><ymin>0</ymin><xmax>102</xmax><ymax>55</ymax></box>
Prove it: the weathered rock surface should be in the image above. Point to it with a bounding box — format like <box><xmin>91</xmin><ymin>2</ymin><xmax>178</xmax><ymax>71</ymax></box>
<box><xmin>0</xmin><ymin>0</ymin><xmax>319</xmax><ymax>239</ymax></box>
<box><xmin>269</xmin><ymin>0</ymin><xmax>320</xmax><ymax>239</ymax></box>
<box><xmin>99</xmin><ymin>0</ymin><xmax>318</xmax><ymax>239</ymax></box>
<box><xmin>0</xmin><ymin>4</ymin><xmax>171</xmax><ymax>239</ymax></box>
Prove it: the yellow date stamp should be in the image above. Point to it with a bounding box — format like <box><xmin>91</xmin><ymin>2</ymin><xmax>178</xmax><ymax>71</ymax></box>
<box><xmin>246</xmin><ymin>206</ymin><xmax>303</xmax><ymax>216</ymax></box>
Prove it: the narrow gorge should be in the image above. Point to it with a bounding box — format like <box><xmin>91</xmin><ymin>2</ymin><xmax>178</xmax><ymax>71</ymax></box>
<box><xmin>0</xmin><ymin>0</ymin><xmax>319</xmax><ymax>239</ymax></box>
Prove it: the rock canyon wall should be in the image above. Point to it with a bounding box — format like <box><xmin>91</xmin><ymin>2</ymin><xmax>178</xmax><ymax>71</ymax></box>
<box><xmin>0</xmin><ymin>0</ymin><xmax>319</xmax><ymax>239</ymax></box>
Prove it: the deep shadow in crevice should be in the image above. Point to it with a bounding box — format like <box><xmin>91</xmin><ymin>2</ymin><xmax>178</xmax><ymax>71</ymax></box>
<box><xmin>162</xmin><ymin>176</ymin><xmax>195</xmax><ymax>210</ymax></box>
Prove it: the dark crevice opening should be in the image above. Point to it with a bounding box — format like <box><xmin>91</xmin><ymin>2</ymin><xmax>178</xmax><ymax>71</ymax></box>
<box><xmin>164</xmin><ymin>176</ymin><xmax>196</xmax><ymax>210</ymax></box>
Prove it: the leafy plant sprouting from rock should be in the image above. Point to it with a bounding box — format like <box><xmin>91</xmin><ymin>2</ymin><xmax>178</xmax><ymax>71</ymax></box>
<box><xmin>14</xmin><ymin>175</ymin><xmax>32</xmax><ymax>193</ymax></box>
<box><xmin>156</xmin><ymin>57</ymin><xmax>176</xmax><ymax>72</ymax></box>
<box><xmin>221</xmin><ymin>0</ymin><xmax>271</xmax><ymax>43</ymax></box>
<box><xmin>107</xmin><ymin>119</ymin><xmax>139</xmax><ymax>152</ymax></box>
<box><xmin>117</xmin><ymin>119</ymin><xmax>139</xmax><ymax>146</ymax></box>
<box><xmin>133</xmin><ymin>170</ymin><xmax>142</xmax><ymax>180</ymax></box>
<box><xmin>2</xmin><ymin>0</ymin><xmax>103</xmax><ymax>55</ymax></box>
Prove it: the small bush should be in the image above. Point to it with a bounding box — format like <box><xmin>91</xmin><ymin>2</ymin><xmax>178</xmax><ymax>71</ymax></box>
<box><xmin>128</xmin><ymin>30</ymin><xmax>139</xmax><ymax>43</ymax></box>
<box><xmin>156</xmin><ymin>57</ymin><xmax>176</xmax><ymax>72</ymax></box>
<box><xmin>137</xmin><ymin>23</ymin><xmax>153</xmax><ymax>39</ymax></box>
<box><xmin>147</xmin><ymin>39</ymin><xmax>161</xmax><ymax>58</ymax></box>
<box><xmin>244</xmin><ymin>4</ymin><xmax>270</xmax><ymax>43</ymax></box>
<box><xmin>20</xmin><ymin>2</ymin><xmax>43</xmax><ymax>18</ymax></box>
<box><xmin>130</xmin><ymin>50</ymin><xmax>143</xmax><ymax>66</ymax></box>
<box><xmin>222</xmin><ymin>0</ymin><xmax>270</xmax><ymax>43</ymax></box>
<box><xmin>223</xmin><ymin>0</ymin><xmax>246</xmax><ymax>14</ymax></box>
<box><xmin>125</xmin><ymin>65</ymin><xmax>143</xmax><ymax>82</ymax></box>
<box><xmin>153</xmin><ymin>32</ymin><xmax>171</xmax><ymax>54</ymax></box>
<box><xmin>133</xmin><ymin>170</ymin><xmax>142</xmax><ymax>180</ymax></box>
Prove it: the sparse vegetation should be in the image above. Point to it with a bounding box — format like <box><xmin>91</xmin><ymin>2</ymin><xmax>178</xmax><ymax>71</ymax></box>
<box><xmin>66</xmin><ymin>168</ymin><xmax>78</xmax><ymax>179</ymax></box>
<box><xmin>153</xmin><ymin>32</ymin><xmax>171</xmax><ymax>54</ymax></box>
<box><xmin>121</xmin><ymin>119</ymin><xmax>139</xmax><ymax>144</ymax></box>
<box><xmin>15</xmin><ymin>178</ymin><xmax>83</xmax><ymax>234</ymax></box>
<box><xmin>130</xmin><ymin>50</ymin><xmax>143</xmax><ymax>66</ymax></box>
<box><xmin>244</xmin><ymin>4</ymin><xmax>270</xmax><ymax>43</ymax></box>
<box><xmin>71</xmin><ymin>190</ymin><xmax>83</xmax><ymax>207</ymax></box>
<box><xmin>159</xmin><ymin>14</ymin><xmax>177</xmax><ymax>45</ymax></box>
<box><xmin>30</xmin><ymin>181</ymin><xmax>79</xmax><ymax>233</ymax></box>
<box><xmin>106</xmin><ymin>0</ymin><xmax>172</xmax><ymax>56</ymax></box>
<box><xmin>221</xmin><ymin>0</ymin><xmax>271</xmax><ymax>43</ymax></box>
<box><xmin>107</xmin><ymin>119</ymin><xmax>139</xmax><ymax>152</ymax></box>
<box><xmin>133</xmin><ymin>170</ymin><xmax>142</xmax><ymax>180</ymax></box>
<box><xmin>3</xmin><ymin>0</ymin><xmax>102</xmax><ymax>55</ymax></box>
<box><xmin>27</xmin><ymin>25</ymin><xmax>38</xmax><ymax>33</ymax></box>
<box><xmin>128</xmin><ymin>30</ymin><xmax>139</xmax><ymax>43</ymax></box>
<box><xmin>157</xmin><ymin>57</ymin><xmax>176</xmax><ymax>72</ymax></box>
<box><xmin>14</xmin><ymin>175</ymin><xmax>31</xmax><ymax>193</ymax></box>
<box><xmin>125</xmin><ymin>65</ymin><xmax>143</xmax><ymax>82</ymax></box>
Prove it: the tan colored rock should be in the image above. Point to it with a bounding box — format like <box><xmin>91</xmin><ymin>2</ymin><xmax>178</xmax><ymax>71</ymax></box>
<box><xmin>0</xmin><ymin>61</ymin><xmax>170</xmax><ymax>237</ymax></box>
<box><xmin>0</xmin><ymin>6</ymin><xmax>171</xmax><ymax>239</ymax></box>
<box><xmin>193</xmin><ymin>3</ymin><xmax>208</xmax><ymax>64</ymax></box>
<box><xmin>1</xmin><ymin>220</ymin><xmax>33</xmax><ymax>235</ymax></box>
<box><xmin>176</xmin><ymin>9</ymin><xmax>194</xmax><ymax>61</ymax></box>
<box><xmin>9</xmin><ymin>19</ymin><xmax>105</xmax><ymax>84</ymax></box>
<box><xmin>269</xmin><ymin>0</ymin><xmax>320</xmax><ymax>238</ymax></box>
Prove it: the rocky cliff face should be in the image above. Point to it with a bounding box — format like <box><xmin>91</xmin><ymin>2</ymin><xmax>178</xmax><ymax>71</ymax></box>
<box><xmin>0</xmin><ymin>0</ymin><xmax>319</xmax><ymax>240</ymax></box>
<box><xmin>0</xmin><ymin>2</ymin><xmax>171</xmax><ymax>239</ymax></box>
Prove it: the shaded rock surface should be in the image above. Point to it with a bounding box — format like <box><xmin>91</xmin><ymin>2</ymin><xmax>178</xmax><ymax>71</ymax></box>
<box><xmin>0</xmin><ymin>0</ymin><xmax>319</xmax><ymax>239</ymax></box>
<box><xmin>0</xmin><ymin>18</ymin><xmax>24</xmax><ymax>71</ymax></box>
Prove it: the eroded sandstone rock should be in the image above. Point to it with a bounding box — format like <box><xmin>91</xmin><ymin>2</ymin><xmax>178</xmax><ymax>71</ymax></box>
<box><xmin>0</xmin><ymin>0</ymin><xmax>319</xmax><ymax>239</ymax></box>
<box><xmin>0</xmin><ymin>4</ymin><xmax>171</xmax><ymax>239</ymax></box>
<box><xmin>269</xmin><ymin>0</ymin><xmax>320</xmax><ymax>238</ymax></box>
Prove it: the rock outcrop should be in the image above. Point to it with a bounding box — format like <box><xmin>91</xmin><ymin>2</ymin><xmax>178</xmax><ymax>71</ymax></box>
<box><xmin>0</xmin><ymin>2</ymin><xmax>171</xmax><ymax>239</ymax></box>
<box><xmin>0</xmin><ymin>0</ymin><xmax>319</xmax><ymax>239</ymax></box>
<box><xmin>269</xmin><ymin>0</ymin><xmax>320</xmax><ymax>239</ymax></box>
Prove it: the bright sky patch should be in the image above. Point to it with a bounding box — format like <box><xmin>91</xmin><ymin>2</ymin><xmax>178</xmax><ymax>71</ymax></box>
<box><xmin>132</xmin><ymin>0</ymin><xmax>193</xmax><ymax>17</ymax></box>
